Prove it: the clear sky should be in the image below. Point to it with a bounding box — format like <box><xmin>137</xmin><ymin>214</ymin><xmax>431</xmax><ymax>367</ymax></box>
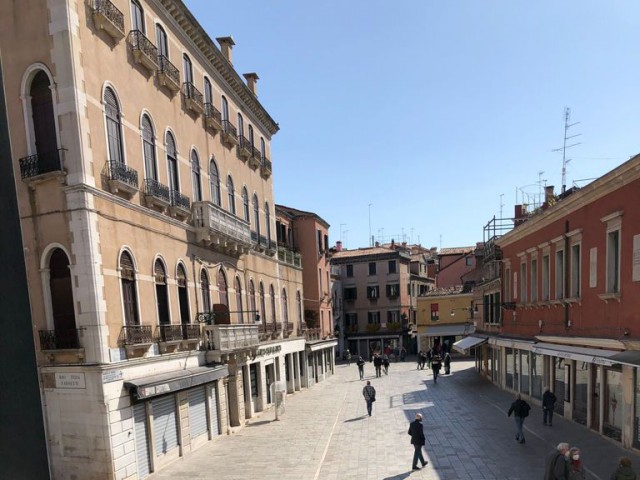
<box><xmin>185</xmin><ymin>0</ymin><xmax>640</xmax><ymax>250</ymax></box>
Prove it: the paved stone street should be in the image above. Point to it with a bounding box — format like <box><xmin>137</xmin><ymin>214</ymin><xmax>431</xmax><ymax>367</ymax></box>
<box><xmin>151</xmin><ymin>358</ymin><xmax>640</xmax><ymax>480</ymax></box>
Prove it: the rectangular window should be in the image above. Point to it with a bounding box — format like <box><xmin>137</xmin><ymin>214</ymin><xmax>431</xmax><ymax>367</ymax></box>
<box><xmin>346</xmin><ymin>264</ymin><xmax>353</xmax><ymax>277</ymax></box>
<box><xmin>555</xmin><ymin>249</ymin><xmax>565</xmax><ymax>299</ymax></box>
<box><xmin>505</xmin><ymin>268</ymin><xmax>511</xmax><ymax>302</ymax></box>
<box><xmin>520</xmin><ymin>262</ymin><xmax>527</xmax><ymax>303</ymax></box>
<box><xmin>368</xmin><ymin>262</ymin><xmax>376</xmax><ymax>275</ymax></box>
<box><xmin>387</xmin><ymin>310</ymin><xmax>399</xmax><ymax>324</ymax></box>
<box><xmin>317</xmin><ymin>230</ymin><xmax>323</xmax><ymax>253</ymax></box>
<box><xmin>388</xmin><ymin>260</ymin><xmax>397</xmax><ymax>274</ymax></box>
<box><xmin>366</xmin><ymin>285</ymin><xmax>379</xmax><ymax>299</ymax></box>
<box><xmin>386</xmin><ymin>284</ymin><xmax>399</xmax><ymax>297</ymax></box>
<box><xmin>530</xmin><ymin>259</ymin><xmax>538</xmax><ymax>302</ymax></box>
<box><xmin>430</xmin><ymin>303</ymin><xmax>439</xmax><ymax>321</ymax></box>
<box><xmin>542</xmin><ymin>255</ymin><xmax>550</xmax><ymax>301</ymax></box>
<box><xmin>607</xmin><ymin>230</ymin><xmax>620</xmax><ymax>293</ymax></box>
<box><xmin>344</xmin><ymin>287</ymin><xmax>357</xmax><ymax>300</ymax></box>
<box><xmin>367</xmin><ymin>311</ymin><xmax>380</xmax><ymax>324</ymax></box>
<box><xmin>318</xmin><ymin>268</ymin><xmax>322</xmax><ymax>296</ymax></box>
<box><xmin>570</xmin><ymin>243</ymin><xmax>581</xmax><ymax>298</ymax></box>
<box><xmin>465</xmin><ymin>257</ymin><xmax>473</xmax><ymax>266</ymax></box>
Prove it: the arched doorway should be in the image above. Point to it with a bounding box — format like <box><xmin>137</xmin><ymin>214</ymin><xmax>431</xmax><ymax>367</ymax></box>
<box><xmin>48</xmin><ymin>248</ymin><xmax>77</xmax><ymax>348</ymax></box>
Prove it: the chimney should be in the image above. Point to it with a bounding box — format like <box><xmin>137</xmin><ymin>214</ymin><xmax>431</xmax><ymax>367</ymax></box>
<box><xmin>216</xmin><ymin>36</ymin><xmax>235</xmax><ymax>64</ymax></box>
<box><xmin>243</xmin><ymin>73</ymin><xmax>259</xmax><ymax>96</ymax></box>
<box><xmin>544</xmin><ymin>185</ymin><xmax>555</xmax><ymax>206</ymax></box>
<box><xmin>391</xmin><ymin>239</ymin><xmax>395</xmax><ymax>248</ymax></box>
<box><xmin>514</xmin><ymin>205</ymin><xmax>527</xmax><ymax>226</ymax></box>
<box><xmin>336</xmin><ymin>241</ymin><xmax>343</xmax><ymax>252</ymax></box>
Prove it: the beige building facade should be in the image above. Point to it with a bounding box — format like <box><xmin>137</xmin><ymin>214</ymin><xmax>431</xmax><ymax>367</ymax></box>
<box><xmin>1</xmin><ymin>0</ymin><xmax>324</xmax><ymax>478</ymax></box>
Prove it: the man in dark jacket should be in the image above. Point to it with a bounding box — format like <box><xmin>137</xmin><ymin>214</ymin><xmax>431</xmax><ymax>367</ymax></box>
<box><xmin>507</xmin><ymin>394</ymin><xmax>531</xmax><ymax>444</ymax></box>
<box><xmin>542</xmin><ymin>387</ymin><xmax>557</xmax><ymax>426</ymax></box>
<box><xmin>543</xmin><ymin>442</ymin><xmax>570</xmax><ymax>480</ymax></box>
<box><xmin>373</xmin><ymin>354</ymin><xmax>383</xmax><ymax>378</ymax></box>
<box><xmin>362</xmin><ymin>381</ymin><xmax>376</xmax><ymax>416</ymax></box>
<box><xmin>356</xmin><ymin>356</ymin><xmax>365</xmax><ymax>380</ymax></box>
<box><xmin>408</xmin><ymin>413</ymin><xmax>428</xmax><ymax>471</ymax></box>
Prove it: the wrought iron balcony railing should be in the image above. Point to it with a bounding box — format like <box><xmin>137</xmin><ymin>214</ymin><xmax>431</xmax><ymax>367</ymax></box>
<box><xmin>157</xmin><ymin>54</ymin><xmax>180</xmax><ymax>92</ymax></box>
<box><xmin>119</xmin><ymin>325</ymin><xmax>154</xmax><ymax>345</ymax></box>
<box><xmin>260</xmin><ymin>156</ymin><xmax>272</xmax><ymax>179</ymax></box>
<box><xmin>156</xmin><ymin>324</ymin><xmax>200</xmax><ymax>342</ymax></box>
<box><xmin>92</xmin><ymin>0</ymin><xmax>125</xmax><ymax>40</ymax></box>
<box><xmin>237</xmin><ymin>135</ymin><xmax>252</xmax><ymax>160</ymax></box>
<box><xmin>204</xmin><ymin>103</ymin><xmax>222</xmax><ymax>131</ymax></box>
<box><xmin>39</xmin><ymin>329</ymin><xmax>81</xmax><ymax>350</ymax></box>
<box><xmin>170</xmin><ymin>189</ymin><xmax>191</xmax><ymax>211</ymax></box>
<box><xmin>221</xmin><ymin>120</ymin><xmax>238</xmax><ymax>148</ymax></box>
<box><xmin>128</xmin><ymin>30</ymin><xmax>158</xmax><ymax>71</ymax></box>
<box><xmin>144</xmin><ymin>178</ymin><xmax>171</xmax><ymax>205</ymax></box>
<box><xmin>182</xmin><ymin>82</ymin><xmax>204</xmax><ymax>114</ymax></box>
<box><xmin>107</xmin><ymin>160</ymin><xmax>138</xmax><ymax>189</ymax></box>
<box><xmin>19</xmin><ymin>149</ymin><xmax>64</xmax><ymax>179</ymax></box>
<box><xmin>248</xmin><ymin>146</ymin><xmax>261</xmax><ymax>169</ymax></box>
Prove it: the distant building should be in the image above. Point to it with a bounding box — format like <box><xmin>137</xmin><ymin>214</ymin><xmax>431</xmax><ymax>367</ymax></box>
<box><xmin>437</xmin><ymin>246</ymin><xmax>477</xmax><ymax>288</ymax></box>
<box><xmin>416</xmin><ymin>288</ymin><xmax>474</xmax><ymax>353</ymax></box>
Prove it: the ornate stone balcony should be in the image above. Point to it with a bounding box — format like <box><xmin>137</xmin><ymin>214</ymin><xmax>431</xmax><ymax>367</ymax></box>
<box><xmin>192</xmin><ymin>201</ymin><xmax>251</xmax><ymax>256</ymax></box>
<box><xmin>204</xmin><ymin>324</ymin><xmax>259</xmax><ymax>361</ymax></box>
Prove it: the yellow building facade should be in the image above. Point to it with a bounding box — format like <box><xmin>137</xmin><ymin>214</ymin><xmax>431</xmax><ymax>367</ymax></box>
<box><xmin>416</xmin><ymin>290</ymin><xmax>475</xmax><ymax>352</ymax></box>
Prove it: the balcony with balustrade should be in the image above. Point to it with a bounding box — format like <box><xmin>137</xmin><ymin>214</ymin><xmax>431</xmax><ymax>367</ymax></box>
<box><xmin>156</xmin><ymin>324</ymin><xmax>201</xmax><ymax>353</ymax></box>
<box><xmin>38</xmin><ymin>329</ymin><xmax>85</xmax><ymax>363</ymax></box>
<box><xmin>106</xmin><ymin>160</ymin><xmax>138</xmax><ymax>197</ymax></box>
<box><xmin>192</xmin><ymin>201</ymin><xmax>251</xmax><ymax>256</ymax></box>
<box><xmin>204</xmin><ymin>103</ymin><xmax>223</xmax><ymax>133</ymax></box>
<box><xmin>203</xmin><ymin>323</ymin><xmax>259</xmax><ymax>363</ymax></box>
<box><xmin>144</xmin><ymin>178</ymin><xmax>171</xmax><ymax>210</ymax></box>
<box><xmin>127</xmin><ymin>30</ymin><xmax>158</xmax><ymax>73</ymax></box>
<box><xmin>277</xmin><ymin>246</ymin><xmax>302</xmax><ymax>268</ymax></box>
<box><xmin>249</xmin><ymin>147</ymin><xmax>261</xmax><ymax>169</ymax></box>
<box><xmin>221</xmin><ymin>120</ymin><xmax>238</xmax><ymax>149</ymax></box>
<box><xmin>237</xmin><ymin>136</ymin><xmax>252</xmax><ymax>161</ymax></box>
<box><xmin>169</xmin><ymin>189</ymin><xmax>191</xmax><ymax>219</ymax></box>
<box><xmin>182</xmin><ymin>82</ymin><xmax>204</xmax><ymax>116</ymax></box>
<box><xmin>92</xmin><ymin>0</ymin><xmax>125</xmax><ymax>41</ymax></box>
<box><xmin>157</xmin><ymin>55</ymin><xmax>180</xmax><ymax>93</ymax></box>
<box><xmin>119</xmin><ymin>325</ymin><xmax>154</xmax><ymax>357</ymax></box>
<box><xmin>260</xmin><ymin>156</ymin><xmax>272</xmax><ymax>179</ymax></box>
<box><xmin>19</xmin><ymin>148</ymin><xmax>65</xmax><ymax>184</ymax></box>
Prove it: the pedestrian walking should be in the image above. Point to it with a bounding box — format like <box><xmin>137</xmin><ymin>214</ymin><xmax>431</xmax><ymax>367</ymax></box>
<box><xmin>543</xmin><ymin>386</ymin><xmax>557</xmax><ymax>426</ymax></box>
<box><xmin>417</xmin><ymin>351</ymin><xmax>424</xmax><ymax>370</ymax></box>
<box><xmin>345</xmin><ymin>350</ymin><xmax>352</xmax><ymax>366</ymax></box>
<box><xmin>383</xmin><ymin>355</ymin><xmax>390</xmax><ymax>375</ymax></box>
<box><xmin>566</xmin><ymin>447</ymin><xmax>585</xmax><ymax>480</ymax></box>
<box><xmin>544</xmin><ymin>442</ymin><xmax>570</xmax><ymax>480</ymax></box>
<box><xmin>400</xmin><ymin>347</ymin><xmax>406</xmax><ymax>361</ymax></box>
<box><xmin>431</xmin><ymin>353</ymin><xmax>442</xmax><ymax>383</ymax></box>
<box><xmin>374</xmin><ymin>354</ymin><xmax>383</xmax><ymax>377</ymax></box>
<box><xmin>444</xmin><ymin>352</ymin><xmax>451</xmax><ymax>375</ymax></box>
<box><xmin>356</xmin><ymin>356</ymin><xmax>365</xmax><ymax>380</ymax></box>
<box><xmin>407</xmin><ymin>413</ymin><xmax>428</xmax><ymax>471</ymax></box>
<box><xmin>362</xmin><ymin>380</ymin><xmax>376</xmax><ymax>416</ymax></box>
<box><xmin>507</xmin><ymin>393</ymin><xmax>531</xmax><ymax>444</ymax></box>
<box><xmin>610</xmin><ymin>457</ymin><xmax>637</xmax><ymax>480</ymax></box>
<box><xmin>426</xmin><ymin>348</ymin><xmax>432</xmax><ymax>368</ymax></box>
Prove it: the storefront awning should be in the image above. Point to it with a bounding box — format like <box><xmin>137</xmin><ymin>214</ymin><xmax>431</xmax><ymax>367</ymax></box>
<box><xmin>125</xmin><ymin>364</ymin><xmax>228</xmax><ymax>401</ymax></box>
<box><xmin>452</xmin><ymin>336</ymin><xmax>487</xmax><ymax>354</ymax></box>
<box><xmin>488</xmin><ymin>337</ymin><xmax>536</xmax><ymax>351</ymax></box>
<box><xmin>608</xmin><ymin>350</ymin><xmax>640</xmax><ymax>367</ymax></box>
<box><xmin>531</xmin><ymin>343</ymin><xmax>620</xmax><ymax>366</ymax></box>
<box><xmin>423</xmin><ymin>324</ymin><xmax>475</xmax><ymax>337</ymax></box>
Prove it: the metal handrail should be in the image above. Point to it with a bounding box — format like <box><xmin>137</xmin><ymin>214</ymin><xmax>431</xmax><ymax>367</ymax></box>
<box><xmin>39</xmin><ymin>329</ymin><xmax>80</xmax><ymax>350</ymax></box>
<box><xmin>170</xmin><ymin>189</ymin><xmax>191</xmax><ymax>210</ymax></box>
<box><xmin>158</xmin><ymin>54</ymin><xmax>180</xmax><ymax>86</ymax></box>
<box><xmin>127</xmin><ymin>30</ymin><xmax>158</xmax><ymax>64</ymax></box>
<box><xmin>119</xmin><ymin>325</ymin><xmax>153</xmax><ymax>345</ymax></box>
<box><xmin>144</xmin><ymin>178</ymin><xmax>170</xmax><ymax>203</ymax></box>
<box><xmin>222</xmin><ymin>120</ymin><xmax>237</xmax><ymax>138</ymax></box>
<box><xmin>108</xmin><ymin>160</ymin><xmax>138</xmax><ymax>188</ymax></box>
<box><xmin>204</xmin><ymin>103</ymin><xmax>222</xmax><ymax>124</ymax></box>
<box><xmin>19</xmin><ymin>148</ymin><xmax>63</xmax><ymax>179</ymax></box>
<box><xmin>182</xmin><ymin>82</ymin><xmax>203</xmax><ymax>107</ymax></box>
<box><xmin>92</xmin><ymin>0</ymin><xmax>124</xmax><ymax>32</ymax></box>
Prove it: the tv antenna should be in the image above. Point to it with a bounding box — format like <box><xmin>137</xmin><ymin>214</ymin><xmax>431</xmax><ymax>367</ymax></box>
<box><xmin>552</xmin><ymin>107</ymin><xmax>581</xmax><ymax>194</ymax></box>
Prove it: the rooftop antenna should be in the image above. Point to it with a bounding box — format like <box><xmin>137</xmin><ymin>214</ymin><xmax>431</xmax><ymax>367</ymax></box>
<box><xmin>339</xmin><ymin>223</ymin><xmax>346</xmax><ymax>244</ymax></box>
<box><xmin>538</xmin><ymin>171</ymin><xmax>546</xmax><ymax>206</ymax></box>
<box><xmin>499</xmin><ymin>193</ymin><xmax>504</xmax><ymax>218</ymax></box>
<box><xmin>552</xmin><ymin>107</ymin><xmax>581</xmax><ymax>194</ymax></box>
<box><xmin>368</xmin><ymin>203</ymin><xmax>372</xmax><ymax>246</ymax></box>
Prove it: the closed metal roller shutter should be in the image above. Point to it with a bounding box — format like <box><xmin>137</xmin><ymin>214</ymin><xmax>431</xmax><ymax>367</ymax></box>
<box><xmin>209</xmin><ymin>383</ymin><xmax>220</xmax><ymax>436</ymax></box>
<box><xmin>188</xmin><ymin>387</ymin><xmax>207</xmax><ymax>439</ymax></box>
<box><xmin>152</xmin><ymin>395</ymin><xmax>178</xmax><ymax>456</ymax></box>
<box><xmin>134</xmin><ymin>403</ymin><xmax>151</xmax><ymax>478</ymax></box>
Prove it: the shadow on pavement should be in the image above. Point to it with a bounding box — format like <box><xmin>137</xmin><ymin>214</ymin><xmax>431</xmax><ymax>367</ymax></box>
<box><xmin>343</xmin><ymin>415</ymin><xmax>368</xmax><ymax>423</ymax></box>
<box><xmin>382</xmin><ymin>471</ymin><xmax>412</xmax><ymax>479</ymax></box>
<box><xmin>246</xmin><ymin>420</ymin><xmax>273</xmax><ymax>427</ymax></box>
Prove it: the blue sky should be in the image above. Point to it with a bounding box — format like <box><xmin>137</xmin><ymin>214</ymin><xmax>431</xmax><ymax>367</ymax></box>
<box><xmin>185</xmin><ymin>1</ymin><xmax>640</xmax><ymax>250</ymax></box>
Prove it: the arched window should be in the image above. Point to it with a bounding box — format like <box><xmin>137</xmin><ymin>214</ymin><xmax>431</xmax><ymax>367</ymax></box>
<box><xmin>248</xmin><ymin>125</ymin><xmax>254</xmax><ymax>148</ymax></box>
<box><xmin>156</xmin><ymin>23</ymin><xmax>168</xmax><ymax>57</ymax></box>
<box><xmin>259</xmin><ymin>282</ymin><xmax>266</xmax><ymax>324</ymax></box>
<box><xmin>260</xmin><ymin>137</ymin><xmax>265</xmax><ymax>162</ymax></box>
<box><xmin>265</xmin><ymin>202</ymin><xmax>271</xmax><ymax>242</ymax></box>
<box><xmin>210</xmin><ymin>158</ymin><xmax>221</xmax><ymax>206</ymax></box>
<box><xmin>154</xmin><ymin>259</ymin><xmax>170</xmax><ymax>326</ymax></box>
<box><xmin>120</xmin><ymin>251</ymin><xmax>139</xmax><ymax>326</ymax></box>
<box><xmin>297</xmin><ymin>291</ymin><xmax>303</xmax><ymax>324</ymax></box>
<box><xmin>281</xmin><ymin>288</ymin><xmax>288</xmax><ymax>326</ymax></box>
<box><xmin>249</xmin><ymin>280</ymin><xmax>257</xmax><ymax>322</ymax></box>
<box><xmin>204</xmin><ymin>77</ymin><xmax>213</xmax><ymax>105</ymax></box>
<box><xmin>130</xmin><ymin>0</ymin><xmax>145</xmax><ymax>32</ymax></box>
<box><xmin>200</xmin><ymin>269</ymin><xmax>211</xmax><ymax>313</ymax></box>
<box><xmin>269</xmin><ymin>284</ymin><xmax>276</xmax><ymax>323</ymax></box>
<box><xmin>235</xmin><ymin>277</ymin><xmax>243</xmax><ymax>323</ymax></box>
<box><xmin>191</xmin><ymin>150</ymin><xmax>201</xmax><ymax>202</ymax></box>
<box><xmin>253</xmin><ymin>194</ymin><xmax>260</xmax><ymax>236</ymax></box>
<box><xmin>237</xmin><ymin>113</ymin><xmax>244</xmax><ymax>138</ymax></box>
<box><xmin>227</xmin><ymin>175</ymin><xmax>235</xmax><ymax>215</ymax></box>
<box><xmin>141</xmin><ymin>114</ymin><xmax>157</xmax><ymax>180</ymax></box>
<box><xmin>242</xmin><ymin>187</ymin><xmax>249</xmax><ymax>223</ymax></box>
<box><xmin>221</xmin><ymin>95</ymin><xmax>229</xmax><ymax>121</ymax></box>
<box><xmin>183</xmin><ymin>54</ymin><xmax>193</xmax><ymax>84</ymax></box>
<box><xmin>217</xmin><ymin>269</ymin><xmax>228</xmax><ymax>306</ymax></box>
<box><xmin>104</xmin><ymin>87</ymin><xmax>123</xmax><ymax>164</ymax></box>
<box><xmin>48</xmin><ymin>249</ymin><xmax>77</xmax><ymax>347</ymax></box>
<box><xmin>176</xmin><ymin>264</ymin><xmax>190</xmax><ymax>325</ymax></box>
<box><xmin>30</xmin><ymin>71</ymin><xmax>58</xmax><ymax>165</ymax></box>
<box><xmin>166</xmin><ymin>132</ymin><xmax>179</xmax><ymax>192</ymax></box>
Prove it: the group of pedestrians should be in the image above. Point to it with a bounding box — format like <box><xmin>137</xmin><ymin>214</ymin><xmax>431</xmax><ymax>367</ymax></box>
<box><xmin>544</xmin><ymin>442</ymin><xmax>637</xmax><ymax>480</ymax></box>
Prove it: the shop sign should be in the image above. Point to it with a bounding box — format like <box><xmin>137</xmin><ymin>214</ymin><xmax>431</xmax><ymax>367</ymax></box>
<box><xmin>102</xmin><ymin>370</ymin><xmax>123</xmax><ymax>383</ymax></box>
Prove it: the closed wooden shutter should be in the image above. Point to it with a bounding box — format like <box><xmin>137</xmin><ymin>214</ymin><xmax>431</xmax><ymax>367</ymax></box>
<box><xmin>188</xmin><ymin>387</ymin><xmax>207</xmax><ymax>439</ymax></box>
<box><xmin>134</xmin><ymin>403</ymin><xmax>151</xmax><ymax>478</ymax></box>
<box><xmin>152</xmin><ymin>395</ymin><xmax>178</xmax><ymax>456</ymax></box>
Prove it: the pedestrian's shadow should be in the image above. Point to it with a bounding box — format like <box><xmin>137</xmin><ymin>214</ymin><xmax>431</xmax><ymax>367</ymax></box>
<box><xmin>382</xmin><ymin>472</ymin><xmax>412</xmax><ymax>479</ymax></box>
<box><xmin>343</xmin><ymin>415</ymin><xmax>368</xmax><ymax>423</ymax></box>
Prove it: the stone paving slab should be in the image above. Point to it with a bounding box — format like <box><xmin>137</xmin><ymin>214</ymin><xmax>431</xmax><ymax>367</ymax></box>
<box><xmin>150</xmin><ymin>359</ymin><xmax>640</xmax><ymax>480</ymax></box>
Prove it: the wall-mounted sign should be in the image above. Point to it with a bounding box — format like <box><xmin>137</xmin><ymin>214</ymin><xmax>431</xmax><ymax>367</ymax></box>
<box><xmin>253</xmin><ymin>345</ymin><xmax>282</xmax><ymax>359</ymax></box>
<box><xmin>102</xmin><ymin>370</ymin><xmax>123</xmax><ymax>384</ymax></box>
<box><xmin>55</xmin><ymin>372</ymin><xmax>86</xmax><ymax>389</ymax></box>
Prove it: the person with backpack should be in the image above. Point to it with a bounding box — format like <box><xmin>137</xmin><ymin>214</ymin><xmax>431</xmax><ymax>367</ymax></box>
<box><xmin>507</xmin><ymin>393</ymin><xmax>531</xmax><ymax>444</ymax></box>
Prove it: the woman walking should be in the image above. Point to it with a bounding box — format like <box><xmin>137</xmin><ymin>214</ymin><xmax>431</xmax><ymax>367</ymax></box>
<box><xmin>566</xmin><ymin>447</ymin><xmax>585</xmax><ymax>480</ymax></box>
